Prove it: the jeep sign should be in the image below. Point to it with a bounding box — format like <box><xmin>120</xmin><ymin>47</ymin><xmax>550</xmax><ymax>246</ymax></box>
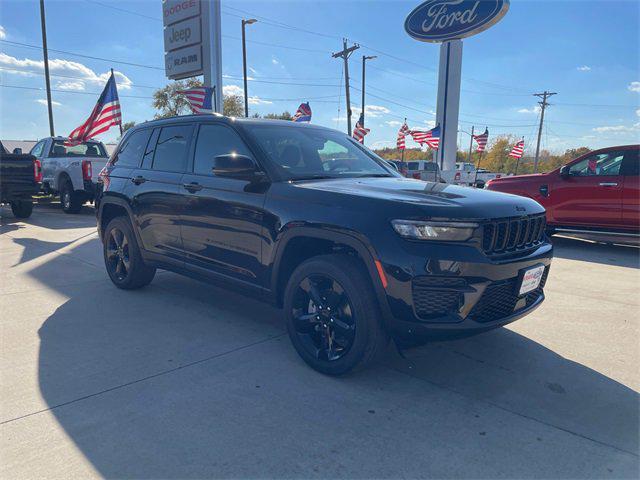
<box><xmin>404</xmin><ymin>0</ymin><xmax>510</xmax><ymax>43</ymax></box>
<box><xmin>164</xmin><ymin>17</ymin><xmax>201</xmax><ymax>52</ymax></box>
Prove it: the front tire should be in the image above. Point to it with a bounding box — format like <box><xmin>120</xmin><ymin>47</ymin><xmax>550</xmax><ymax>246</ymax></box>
<box><xmin>10</xmin><ymin>200</ymin><xmax>33</xmax><ymax>218</ymax></box>
<box><xmin>284</xmin><ymin>254</ymin><xmax>388</xmax><ymax>375</ymax></box>
<box><xmin>103</xmin><ymin>217</ymin><xmax>156</xmax><ymax>289</ymax></box>
<box><xmin>60</xmin><ymin>178</ymin><xmax>83</xmax><ymax>214</ymax></box>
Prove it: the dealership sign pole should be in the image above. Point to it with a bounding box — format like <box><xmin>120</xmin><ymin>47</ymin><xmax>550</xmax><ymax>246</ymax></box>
<box><xmin>404</xmin><ymin>0</ymin><xmax>510</xmax><ymax>172</ymax></box>
<box><xmin>163</xmin><ymin>0</ymin><xmax>223</xmax><ymax>113</ymax></box>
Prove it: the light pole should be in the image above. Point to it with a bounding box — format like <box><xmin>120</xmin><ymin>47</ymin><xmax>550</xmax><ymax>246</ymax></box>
<box><xmin>361</xmin><ymin>55</ymin><xmax>377</xmax><ymax>143</ymax></box>
<box><xmin>241</xmin><ymin>18</ymin><xmax>257</xmax><ymax>117</ymax></box>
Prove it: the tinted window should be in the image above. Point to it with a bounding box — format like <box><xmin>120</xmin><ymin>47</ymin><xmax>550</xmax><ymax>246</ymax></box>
<box><xmin>151</xmin><ymin>125</ymin><xmax>192</xmax><ymax>172</ymax></box>
<box><xmin>569</xmin><ymin>151</ymin><xmax>624</xmax><ymax>176</ymax></box>
<box><xmin>622</xmin><ymin>149</ymin><xmax>639</xmax><ymax>176</ymax></box>
<box><xmin>245</xmin><ymin>124</ymin><xmax>391</xmax><ymax>180</ymax></box>
<box><xmin>193</xmin><ymin>124</ymin><xmax>252</xmax><ymax>175</ymax></box>
<box><xmin>30</xmin><ymin>141</ymin><xmax>45</xmax><ymax>157</ymax></box>
<box><xmin>407</xmin><ymin>162</ymin><xmax>419</xmax><ymax>170</ymax></box>
<box><xmin>113</xmin><ymin>129</ymin><xmax>151</xmax><ymax>167</ymax></box>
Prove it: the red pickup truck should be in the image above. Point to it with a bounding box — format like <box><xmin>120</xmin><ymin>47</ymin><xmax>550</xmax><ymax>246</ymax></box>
<box><xmin>486</xmin><ymin>145</ymin><xmax>639</xmax><ymax>236</ymax></box>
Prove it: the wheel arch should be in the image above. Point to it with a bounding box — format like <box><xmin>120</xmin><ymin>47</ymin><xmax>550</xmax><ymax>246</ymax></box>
<box><xmin>270</xmin><ymin>226</ymin><xmax>389</xmax><ymax>315</ymax></box>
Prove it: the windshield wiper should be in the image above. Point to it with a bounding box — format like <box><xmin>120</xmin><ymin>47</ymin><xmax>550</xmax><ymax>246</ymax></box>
<box><xmin>289</xmin><ymin>174</ymin><xmax>339</xmax><ymax>181</ymax></box>
<box><xmin>355</xmin><ymin>173</ymin><xmax>394</xmax><ymax>178</ymax></box>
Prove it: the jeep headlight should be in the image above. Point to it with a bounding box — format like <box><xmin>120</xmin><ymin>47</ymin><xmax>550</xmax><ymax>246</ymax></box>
<box><xmin>391</xmin><ymin>220</ymin><xmax>478</xmax><ymax>241</ymax></box>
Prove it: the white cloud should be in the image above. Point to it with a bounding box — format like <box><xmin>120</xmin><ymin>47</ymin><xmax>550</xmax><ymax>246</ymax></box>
<box><xmin>271</xmin><ymin>57</ymin><xmax>279</xmax><ymax>65</ymax></box>
<box><xmin>592</xmin><ymin>123</ymin><xmax>640</xmax><ymax>133</ymax></box>
<box><xmin>223</xmin><ymin>84</ymin><xmax>243</xmax><ymax>96</ymax></box>
<box><xmin>55</xmin><ymin>80</ymin><xmax>86</xmax><ymax>91</ymax></box>
<box><xmin>628</xmin><ymin>81</ymin><xmax>640</xmax><ymax>93</ymax></box>
<box><xmin>223</xmin><ymin>84</ymin><xmax>271</xmax><ymax>104</ymax></box>
<box><xmin>636</xmin><ymin>108</ymin><xmax>640</xmax><ymax>118</ymax></box>
<box><xmin>517</xmin><ymin>105</ymin><xmax>541</xmax><ymax>114</ymax></box>
<box><xmin>248</xmin><ymin>96</ymin><xmax>272</xmax><ymax>105</ymax></box>
<box><xmin>0</xmin><ymin>53</ymin><xmax>132</xmax><ymax>90</ymax></box>
<box><xmin>0</xmin><ymin>25</ymin><xmax>6</xmax><ymax>40</ymax></box>
<box><xmin>576</xmin><ymin>65</ymin><xmax>591</xmax><ymax>72</ymax></box>
<box><xmin>364</xmin><ymin>105</ymin><xmax>390</xmax><ymax>117</ymax></box>
<box><xmin>423</xmin><ymin>120</ymin><xmax>436</xmax><ymax>128</ymax></box>
<box><xmin>35</xmin><ymin>98</ymin><xmax>62</xmax><ymax>107</ymax></box>
<box><xmin>385</xmin><ymin>120</ymin><xmax>402</xmax><ymax>127</ymax></box>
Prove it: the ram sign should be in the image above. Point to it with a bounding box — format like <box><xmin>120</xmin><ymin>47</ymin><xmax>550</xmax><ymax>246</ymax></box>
<box><xmin>404</xmin><ymin>0</ymin><xmax>510</xmax><ymax>43</ymax></box>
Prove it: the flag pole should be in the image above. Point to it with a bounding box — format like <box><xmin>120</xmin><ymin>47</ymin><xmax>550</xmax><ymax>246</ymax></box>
<box><xmin>400</xmin><ymin>117</ymin><xmax>406</xmax><ymax>173</ymax></box>
<box><xmin>467</xmin><ymin>125</ymin><xmax>474</xmax><ymax>165</ymax></box>
<box><xmin>473</xmin><ymin>150</ymin><xmax>484</xmax><ymax>187</ymax></box>
<box><xmin>111</xmin><ymin>68</ymin><xmax>123</xmax><ymax>136</ymax></box>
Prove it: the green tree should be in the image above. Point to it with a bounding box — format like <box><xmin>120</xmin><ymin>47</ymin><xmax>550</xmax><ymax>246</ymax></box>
<box><xmin>152</xmin><ymin>79</ymin><xmax>244</xmax><ymax>118</ymax></box>
<box><xmin>121</xmin><ymin>121</ymin><xmax>136</xmax><ymax>132</ymax></box>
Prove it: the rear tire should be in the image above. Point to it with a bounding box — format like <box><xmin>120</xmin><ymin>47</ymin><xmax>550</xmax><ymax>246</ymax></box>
<box><xmin>60</xmin><ymin>178</ymin><xmax>83</xmax><ymax>214</ymax></box>
<box><xmin>10</xmin><ymin>200</ymin><xmax>33</xmax><ymax>218</ymax></box>
<box><xmin>284</xmin><ymin>254</ymin><xmax>388</xmax><ymax>375</ymax></box>
<box><xmin>103</xmin><ymin>216</ymin><xmax>156</xmax><ymax>289</ymax></box>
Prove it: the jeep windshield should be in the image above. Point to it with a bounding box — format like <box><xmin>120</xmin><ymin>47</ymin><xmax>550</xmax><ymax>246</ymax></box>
<box><xmin>50</xmin><ymin>140</ymin><xmax>108</xmax><ymax>158</ymax></box>
<box><xmin>244</xmin><ymin>124</ymin><xmax>395</xmax><ymax>181</ymax></box>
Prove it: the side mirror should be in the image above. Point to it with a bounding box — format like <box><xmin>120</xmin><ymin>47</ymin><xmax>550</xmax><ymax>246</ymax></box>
<box><xmin>559</xmin><ymin>165</ymin><xmax>570</xmax><ymax>178</ymax></box>
<box><xmin>212</xmin><ymin>153</ymin><xmax>257</xmax><ymax>178</ymax></box>
<box><xmin>13</xmin><ymin>148</ymin><xmax>22</xmax><ymax>154</ymax></box>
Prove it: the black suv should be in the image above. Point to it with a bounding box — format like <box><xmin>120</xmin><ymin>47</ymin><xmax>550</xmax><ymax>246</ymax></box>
<box><xmin>96</xmin><ymin>115</ymin><xmax>553</xmax><ymax>375</ymax></box>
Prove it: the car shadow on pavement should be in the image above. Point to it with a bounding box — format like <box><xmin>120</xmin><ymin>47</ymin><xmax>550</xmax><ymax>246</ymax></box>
<box><xmin>1</xmin><ymin>203</ymin><xmax>96</xmax><ymax>233</ymax></box>
<box><xmin>551</xmin><ymin>235</ymin><xmax>639</xmax><ymax>268</ymax></box>
<box><xmin>7</xmin><ymin>235</ymin><xmax>638</xmax><ymax>478</ymax></box>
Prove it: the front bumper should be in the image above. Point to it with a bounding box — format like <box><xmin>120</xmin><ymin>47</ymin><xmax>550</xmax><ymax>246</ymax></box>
<box><xmin>377</xmin><ymin>239</ymin><xmax>553</xmax><ymax>342</ymax></box>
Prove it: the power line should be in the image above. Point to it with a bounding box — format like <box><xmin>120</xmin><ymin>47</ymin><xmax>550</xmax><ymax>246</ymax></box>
<box><xmin>0</xmin><ymin>39</ymin><xmax>164</xmax><ymax>70</ymax></box>
<box><xmin>0</xmin><ymin>83</ymin><xmax>153</xmax><ymax>99</ymax></box>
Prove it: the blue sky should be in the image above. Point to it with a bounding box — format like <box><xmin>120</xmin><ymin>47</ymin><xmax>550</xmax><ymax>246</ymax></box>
<box><xmin>1</xmin><ymin>0</ymin><xmax>638</xmax><ymax>153</ymax></box>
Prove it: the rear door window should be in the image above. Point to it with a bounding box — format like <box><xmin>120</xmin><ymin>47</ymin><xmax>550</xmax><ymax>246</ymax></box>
<box><xmin>113</xmin><ymin>129</ymin><xmax>152</xmax><ymax>168</ymax></box>
<box><xmin>151</xmin><ymin>125</ymin><xmax>193</xmax><ymax>173</ymax></box>
<box><xmin>407</xmin><ymin>162</ymin><xmax>419</xmax><ymax>170</ymax></box>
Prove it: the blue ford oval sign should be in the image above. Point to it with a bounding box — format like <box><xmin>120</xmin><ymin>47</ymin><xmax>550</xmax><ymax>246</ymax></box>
<box><xmin>405</xmin><ymin>0</ymin><xmax>510</xmax><ymax>43</ymax></box>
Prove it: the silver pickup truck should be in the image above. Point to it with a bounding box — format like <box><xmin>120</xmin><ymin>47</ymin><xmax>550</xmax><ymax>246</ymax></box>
<box><xmin>29</xmin><ymin>137</ymin><xmax>109</xmax><ymax>213</ymax></box>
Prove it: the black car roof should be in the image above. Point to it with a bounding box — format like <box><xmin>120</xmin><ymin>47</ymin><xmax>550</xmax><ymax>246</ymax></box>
<box><xmin>133</xmin><ymin>114</ymin><xmax>335</xmax><ymax>131</ymax></box>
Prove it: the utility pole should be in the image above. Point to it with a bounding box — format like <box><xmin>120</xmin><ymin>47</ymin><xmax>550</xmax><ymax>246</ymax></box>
<box><xmin>39</xmin><ymin>0</ymin><xmax>54</xmax><ymax>136</ymax></box>
<box><xmin>533</xmin><ymin>91</ymin><xmax>556</xmax><ymax>173</ymax></box>
<box><xmin>241</xmin><ymin>18</ymin><xmax>257</xmax><ymax>118</ymax></box>
<box><xmin>332</xmin><ymin>39</ymin><xmax>359</xmax><ymax>136</ymax></box>
<box><xmin>467</xmin><ymin>125</ymin><xmax>475</xmax><ymax>164</ymax></box>
<box><xmin>361</xmin><ymin>54</ymin><xmax>376</xmax><ymax>143</ymax></box>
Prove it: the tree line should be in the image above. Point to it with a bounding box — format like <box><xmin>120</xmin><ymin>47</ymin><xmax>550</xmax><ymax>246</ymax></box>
<box><xmin>374</xmin><ymin>136</ymin><xmax>591</xmax><ymax>174</ymax></box>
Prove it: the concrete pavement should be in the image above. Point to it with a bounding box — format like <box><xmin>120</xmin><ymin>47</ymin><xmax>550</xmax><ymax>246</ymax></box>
<box><xmin>1</xmin><ymin>204</ymin><xmax>638</xmax><ymax>478</ymax></box>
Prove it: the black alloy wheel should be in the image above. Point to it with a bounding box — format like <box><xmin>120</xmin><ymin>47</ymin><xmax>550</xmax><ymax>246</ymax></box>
<box><xmin>291</xmin><ymin>274</ymin><xmax>357</xmax><ymax>362</ymax></box>
<box><xmin>106</xmin><ymin>227</ymin><xmax>130</xmax><ymax>282</ymax></box>
<box><xmin>284</xmin><ymin>254</ymin><xmax>388</xmax><ymax>375</ymax></box>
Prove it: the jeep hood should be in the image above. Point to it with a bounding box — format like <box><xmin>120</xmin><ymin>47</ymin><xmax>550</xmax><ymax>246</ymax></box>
<box><xmin>294</xmin><ymin>176</ymin><xmax>545</xmax><ymax>219</ymax></box>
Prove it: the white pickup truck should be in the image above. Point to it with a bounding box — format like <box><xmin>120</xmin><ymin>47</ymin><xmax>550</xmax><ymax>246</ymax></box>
<box><xmin>29</xmin><ymin>137</ymin><xmax>109</xmax><ymax>213</ymax></box>
<box><xmin>441</xmin><ymin>162</ymin><xmax>505</xmax><ymax>188</ymax></box>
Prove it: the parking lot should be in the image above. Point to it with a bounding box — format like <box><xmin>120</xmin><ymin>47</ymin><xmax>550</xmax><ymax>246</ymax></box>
<box><xmin>1</xmin><ymin>203</ymin><xmax>638</xmax><ymax>478</ymax></box>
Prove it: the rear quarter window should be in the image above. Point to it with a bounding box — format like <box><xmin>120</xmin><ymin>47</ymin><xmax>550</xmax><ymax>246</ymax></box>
<box><xmin>151</xmin><ymin>124</ymin><xmax>193</xmax><ymax>173</ymax></box>
<box><xmin>113</xmin><ymin>129</ymin><xmax>152</xmax><ymax>168</ymax></box>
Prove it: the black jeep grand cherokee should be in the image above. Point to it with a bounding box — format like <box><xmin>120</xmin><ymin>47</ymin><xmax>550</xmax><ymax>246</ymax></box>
<box><xmin>96</xmin><ymin>115</ymin><xmax>552</xmax><ymax>375</ymax></box>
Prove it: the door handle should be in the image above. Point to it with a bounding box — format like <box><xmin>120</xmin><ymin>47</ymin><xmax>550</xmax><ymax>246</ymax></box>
<box><xmin>598</xmin><ymin>182</ymin><xmax>618</xmax><ymax>187</ymax></box>
<box><xmin>131</xmin><ymin>175</ymin><xmax>146</xmax><ymax>185</ymax></box>
<box><xmin>183</xmin><ymin>182</ymin><xmax>203</xmax><ymax>192</ymax></box>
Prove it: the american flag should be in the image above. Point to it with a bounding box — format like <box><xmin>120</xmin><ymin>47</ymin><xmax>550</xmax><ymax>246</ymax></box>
<box><xmin>509</xmin><ymin>139</ymin><xmax>525</xmax><ymax>158</ymax></box>
<box><xmin>397</xmin><ymin>122</ymin><xmax>409</xmax><ymax>150</ymax></box>
<box><xmin>66</xmin><ymin>72</ymin><xmax>121</xmax><ymax>146</ymax></box>
<box><xmin>292</xmin><ymin>102</ymin><xmax>312</xmax><ymax>122</ymax></box>
<box><xmin>410</xmin><ymin>125</ymin><xmax>440</xmax><ymax>149</ymax></box>
<box><xmin>352</xmin><ymin>113</ymin><xmax>370</xmax><ymax>143</ymax></box>
<box><xmin>178</xmin><ymin>87</ymin><xmax>215</xmax><ymax>114</ymax></box>
<box><xmin>473</xmin><ymin>128</ymin><xmax>489</xmax><ymax>153</ymax></box>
